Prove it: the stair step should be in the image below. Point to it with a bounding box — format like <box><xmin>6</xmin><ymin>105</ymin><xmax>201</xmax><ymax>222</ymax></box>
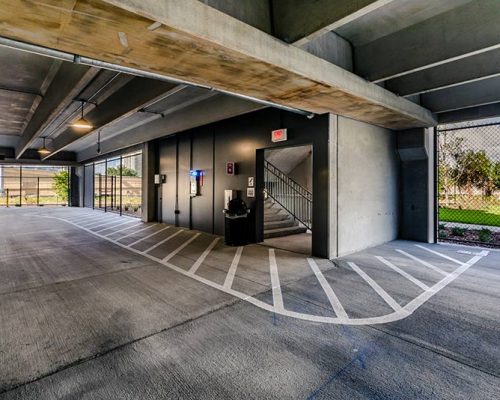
<box><xmin>264</xmin><ymin>219</ymin><xmax>296</xmax><ymax>230</ymax></box>
<box><xmin>264</xmin><ymin>225</ymin><xmax>308</xmax><ymax>239</ymax></box>
<box><xmin>264</xmin><ymin>212</ymin><xmax>289</xmax><ymax>222</ymax></box>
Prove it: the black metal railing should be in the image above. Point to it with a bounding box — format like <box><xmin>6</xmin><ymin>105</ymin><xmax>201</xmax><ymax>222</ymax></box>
<box><xmin>264</xmin><ymin>160</ymin><xmax>312</xmax><ymax>230</ymax></box>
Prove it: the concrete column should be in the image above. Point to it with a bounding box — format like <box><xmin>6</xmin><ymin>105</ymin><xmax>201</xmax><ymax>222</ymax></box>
<box><xmin>141</xmin><ymin>141</ymin><xmax>158</xmax><ymax>222</ymax></box>
<box><xmin>69</xmin><ymin>166</ymin><xmax>82</xmax><ymax>207</ymax></box>
<box><xmin>328</xmin><ymin>114</ymin><xmax>338</xmax><ymax>259</ymax></box>
<box><xmin>398</xmin><ymin>128</ymin><xmax>436</xmax><ymax>243</ymax></box>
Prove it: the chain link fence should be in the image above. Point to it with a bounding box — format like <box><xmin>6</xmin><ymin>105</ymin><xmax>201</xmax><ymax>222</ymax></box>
<box><xmin>437</xmin><ymin>118</ymin><xmax>500</xmax><ymax>247</ymax></box>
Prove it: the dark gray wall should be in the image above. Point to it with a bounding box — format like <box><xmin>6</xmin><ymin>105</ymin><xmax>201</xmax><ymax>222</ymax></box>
<box><xmin>83</xmin><ymin>164</ymin><xmax>94</xmax><ymax>208</ymax></box>
<box><xmin>157</xmin><ymin>108</ymin><xmax>330</xmax><ymax>257</ymax></box>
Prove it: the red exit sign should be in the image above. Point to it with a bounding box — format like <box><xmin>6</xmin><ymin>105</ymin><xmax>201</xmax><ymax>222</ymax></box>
<box><xmin>271</xmin><ymin>128</ymin><xmax>287</xmax><ymax>142</ymax></box>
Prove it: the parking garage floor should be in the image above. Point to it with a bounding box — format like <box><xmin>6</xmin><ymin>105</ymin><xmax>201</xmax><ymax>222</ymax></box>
<box><xmin>0</xmin><ymin>208</ymin><xmax>499</xmax><ymax>399</ymax></box>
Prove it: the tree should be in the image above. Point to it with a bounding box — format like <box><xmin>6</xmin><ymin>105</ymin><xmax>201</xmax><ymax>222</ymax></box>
<box><xmin>453</xmin><ymin>150</ymin><xmax>492</xmax><ymax>195</ymax></box>
<box><xmin>493</xmin><ymin>162</ymin><xmax>500</xmax><ymax>190</ymax></box>
<box><xmin>106</xmin><ymin>166</ymin><xmax>138</xmax><ymax>177</ymax></box>
<box><xmin>52</xmin><ymin>170</ymin><xmax>69</xmax><ymax>202</ymax></box>
<box><xmin>438</xmin><ymin>135</ymin><xmax>465</xmax><ymax>205</ymax></box>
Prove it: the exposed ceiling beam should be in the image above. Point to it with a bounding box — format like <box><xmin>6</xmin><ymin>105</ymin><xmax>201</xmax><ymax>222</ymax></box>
<box><xmin>43</xmin><ymin>77</ymin><xmax>177</xmax><ymax>159</ymax></box>
<box><xmin>77</xmin><ymin>94</ymin><xmax>265</xmax><ymax>162</ymax></box>
<box><xmin>0</xmin><ymin>0</ymin><xmax>436</xmax><ymax>130</ymax></box>
<box><xmin>438</xmin><ymin>103</ymin><xmax>500</xmax><ymax>125</ymax></box>
<box><xmin>385</xmin><ymin>49</ymin><xmax>500</xmax><ymax>97</ymax></box>
<box><xmin>271</xmin><ymin>0</ymin><xmax>395</xmax><ymax>45</ymax></box>
<box><xmin>421</xmin><ymin>76</ymin><xmax>500</xmax><ymax>114</ymax></box>
<box><xmin>355</xmin><ymin>0</ymin><xmax>500</xmax><ymax>82</ymax></box>
<box><xmin>15</xmin><ymin>62</ymin><xmax>99</xmax><ymax>159</ymax></box>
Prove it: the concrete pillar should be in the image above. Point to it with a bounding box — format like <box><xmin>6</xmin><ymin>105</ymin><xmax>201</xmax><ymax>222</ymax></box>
<box><xmin>328</xmin><ymin>114</ymin><xmax>338</xmax><ymax>259</ymax></box>
<box><xmin>69</xmin><ymin>166</ymin><xmax>82</xmax><ymax>207</ymax></box>
<box><xmin>141</xmin><ymin>141</ymin><xmax>158</xmax><ymax>222</ymax></box>
<box><xmin>398</xmin><ymin>128</ymin><xmax>436</xmax><ymax>243</ymax></box>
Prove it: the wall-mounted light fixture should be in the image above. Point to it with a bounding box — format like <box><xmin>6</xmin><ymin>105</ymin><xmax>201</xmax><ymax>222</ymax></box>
<box><xmin>37</xmin><ymin>137</ymin><xmax>51</xmax><ymax>156</ymax></box>
<box><xmin>72</xmin><ymin>100</ymin><xmax>93</xmax><ymax>129</ymax></box>
<box><xmin>97</xmin><ymin>130</ymin><xmax>101</xmax><ymax>155</ymax></box>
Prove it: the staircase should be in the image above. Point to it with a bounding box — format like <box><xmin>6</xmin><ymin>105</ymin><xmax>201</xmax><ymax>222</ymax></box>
<box><xmin>263</xmin><ymin>160</ymin><xmax>312</xmax><ymax>239</ymax></box>
<box><xmin>264</xmin><ymin>198</ymin><xmax>308</xmax><ymax>238</ymax></box>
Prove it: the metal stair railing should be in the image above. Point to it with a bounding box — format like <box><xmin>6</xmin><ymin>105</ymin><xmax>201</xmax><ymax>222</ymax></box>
<box><xmin>264</xmin><ymin>160</ymin><xmax>312</xmax><ymax>230</ymax></box>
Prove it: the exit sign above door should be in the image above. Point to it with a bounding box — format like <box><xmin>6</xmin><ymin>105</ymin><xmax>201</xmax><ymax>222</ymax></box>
<box><xmin>271</xmin><ymin>128</ymin><xmax>287</xmax><ymax>142</ymax></box>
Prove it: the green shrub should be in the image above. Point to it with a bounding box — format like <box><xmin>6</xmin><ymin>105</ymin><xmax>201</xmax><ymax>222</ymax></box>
<box><xmin>438</xmin><ymin>229</ymin><xmax>448</xmax><ymax>238</ymax></box>
<box><xmin>451</xmin><ymin>227</ymin><xmax>466</xmax><ymax>236</ymax></box>
<box><xmin>478</xmin><ymin>229</ymin><xmax>492</xmax><ymax>243</ymax></box>
<box><xmin>438</xmin><ymin>223</ymin><xmax>447</xmax><ymax>230</ymax></box>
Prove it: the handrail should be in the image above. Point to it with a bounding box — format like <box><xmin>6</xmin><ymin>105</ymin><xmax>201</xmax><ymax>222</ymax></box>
<box><xmin>264</xmin><ymin>160</ymin><xmax>312</xmax><ymax>230</ymax></box>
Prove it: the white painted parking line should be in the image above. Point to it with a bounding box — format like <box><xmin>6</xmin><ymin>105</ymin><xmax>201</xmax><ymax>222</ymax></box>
<box><xmin>223</xmin><ymin>246</ymin><xmax>244</xmax><ymax>289</ymax></box>
<box><xmin>105</xmin><ymin>222</ymin><xmax>150</xmax><ymax>237</ymax></box>
<box><xmin>115</xmin><ymin>224</ymin><xmax>158</xmax><ymax>239</ymax></box>
<box><xmin>142</xmin><ymin>229</ymin><xmax>183</xmax><ymax>254</ymax></box>
<box><xmin>375</xmin><ymin>256</ymin><xmax>430</xmax><ymax>291</ymax></box>
<box><xmin>415</xmin><ymin>244</ymin><xmax>464</xmax><ymax>266</ymax></box>
<box><xmin>189</xmin><ymin>237</ymin><xmax>220</xmax><ymax>274</ymax></box>
<box><xmin>348</xmin><ymin>262</ymin><xmax>404</xmax><ymax>312</ymax></box>
<box><xmin>405</xmin><ymin>255</ymin><xmax>484</xmax><ymax>313</ymax></box>
<box><xmin>163</xmin><ymin>233</ymin><xmax>201</xmax><ymax>262</ymax></box>
<box><xmin>269</xmin><ymin>249</ymin><xmax>284</xmax><ymax>311</ymax></box>
<box><xmin>308</xmin><ymin>258</ymin><xmax>348</xmax><ymax>320</ymax></box>
<box><xmin>396</xmin><ymin>249</ymin><xmax>448</xmax><ymax>276</ymax></box>
<box><xmin>94</xmin><ymin>220</ymin><xmax>139</xmax><ymax>233</ymax></box>
<box><xmin>128</xmin><ymin>226</ymin><xmax>171</xmax><ymax>246</ymax></box>
<box><xmin>85</xmin><ymin>218</ymin><xmax>124</xmax><ymax>229</ymax></box>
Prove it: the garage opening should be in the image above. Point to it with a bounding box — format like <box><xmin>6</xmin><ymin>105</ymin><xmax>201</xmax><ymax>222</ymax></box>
<box><xmin>437</xmin><ymin>118</ymin><xmax>500</xmax><ymax>247</ymax></box>
<box><xmin>261</xmin><ymin>144</ymin><xmax>312</xmax><ymax>255</ymax></box>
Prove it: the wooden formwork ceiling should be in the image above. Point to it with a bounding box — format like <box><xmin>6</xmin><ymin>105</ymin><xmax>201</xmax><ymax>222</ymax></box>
<box><xmin>0</xmin><ymin>0</ymin><xmax>437</xmax><ymax>130</ymax></box>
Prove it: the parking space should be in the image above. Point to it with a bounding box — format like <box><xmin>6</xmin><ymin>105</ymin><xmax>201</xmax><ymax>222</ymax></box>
<box><xmin>1</xmin><ymin>208</ymin><xmax>499</xmax><ymax>399</ymax></box>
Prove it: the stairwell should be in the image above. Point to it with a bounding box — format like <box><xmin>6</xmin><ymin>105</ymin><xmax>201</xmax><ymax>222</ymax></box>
<box><xmin>264</xmin><ymin>198</ymin><xmax>308</xmax><ymax>239</ymax></box>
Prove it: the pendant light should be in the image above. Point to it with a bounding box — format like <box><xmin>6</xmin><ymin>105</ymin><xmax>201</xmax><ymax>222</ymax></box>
<box><xmin>37</xmin><ymin>137</ymin><xmax>51</xmax><ymax>156</ymax></box>
<box><xmin>72</xmin><ymin>100</ymin><xmax>93</xmax><ymax>129</ymax></box>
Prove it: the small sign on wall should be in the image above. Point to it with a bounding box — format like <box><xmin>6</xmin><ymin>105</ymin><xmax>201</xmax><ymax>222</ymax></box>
<box><xmin>248</xmin><ymin>177</ymin><xmax>254</xmax><ymax>187</ymax></box>
<box><xmin>226</xmin><ymin>162</ymin><xmax>235</xmax><ymax>175</ymax></box>
<box><xmin>272</xmin><ymin>128</ymin><xmax>287</xmax><ymax>142</ymax></box>
<box><xmin>247</xmin><ymin>187</ymin><xmax>255</xmax><ymax>198</ymax></box>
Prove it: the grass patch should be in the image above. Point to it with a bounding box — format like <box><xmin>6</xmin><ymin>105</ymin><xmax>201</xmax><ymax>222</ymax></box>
<box><xmin>439</xmin><ymin>207</ymin><xmax>500</xmax><ymax>227</ymax></box>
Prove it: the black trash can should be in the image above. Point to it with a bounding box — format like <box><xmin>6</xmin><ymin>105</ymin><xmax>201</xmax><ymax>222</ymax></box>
<box><xmin>224</xmin><ymin>198</ymin><xmax>250</xmax><ymax>246</ymax></box>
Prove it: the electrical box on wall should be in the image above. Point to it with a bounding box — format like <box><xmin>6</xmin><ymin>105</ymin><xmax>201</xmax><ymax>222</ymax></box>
<box><xmin>226</xmin><ymin>162</ymin><xmax>236</xmax><ymax>175</ymax></box>
<box><xmin>154</xmin><ymin>174</ymin><xmax>166</xmax><ymax>185</ymax></box>
<box><xmin>189</xmin><ymin>170</ymin><xmax>203</xmax><ymax>197</ymax></box>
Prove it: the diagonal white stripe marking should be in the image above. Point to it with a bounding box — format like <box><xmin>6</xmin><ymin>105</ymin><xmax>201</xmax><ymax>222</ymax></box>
<box><xmin>223</xmin><ymin>246</ymin><xmax>244</xmax><ymax>289</ymax></box>
<box><xmin>95</xmin><ymin>220</ymin><xmax>138</xmax><ymax>233</ymax></box>
<box><xmin>143</xmin><ymin>229</ymin><xmax>183</xmax><ymax>254</ymax></box>
<box><xmin>269</xmin><ymin>249</ymin><xmax>284</xmax><ymax>311</ymax></box>
<box><xmin>85</xmin><ymin>218</ymin><xmax>123</xmax><ymax>229</ymax></box>
<box><xmin>415</xmin><ymin>244</ymin><xmax>463</xmax><ymax>265</ymax></box>
<box><xmin>189</xmin><ymin>237</ymin><xmax>220</xmax><ymax>274</ymax></box>
<box><xmin>348</xmin><ymin>262</ymin><xmax>403</xmax><ymax>312</ymax></box>
<box><xmin>405</xmin><ymin>255</ymin><xmax>483</xmax><ymax>313</ymax></box>
<box><xmin>113</xmin><ymin>223</ymin><xmax>157</xmax><ymax>239</ymax></box>
<box><xmin>396</xmin><ymin>249</ymin><xmax>447</xmax><ymax>276</ymax></box>
<box><xmin>375</xmin><ymin>256</ymin><xmax>429</xmax><ymax>290</ymax></box>
<box><xmin>163</xmin><ymin>233</ymin><xmax>201</xmax><ymax>262</ymax></box>
<box><xmin>307</xmin><ymin>258</ymin><xmax>348</xmax><ymax>320</ymax></box>
<box><xmin>105</xmin><ymin>222</ymin><xmax>149</xmax><ymax>237</ymax></box>
<box><xmin>128</xmin><ymin>226</ymin><xmax>170</xmax><ymax>246</ymax></box>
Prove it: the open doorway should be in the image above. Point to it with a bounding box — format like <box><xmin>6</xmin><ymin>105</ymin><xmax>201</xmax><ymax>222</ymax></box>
<box><xmin>260</xmin><ymin>145</ymin><xmax>313</xmax><ymax>255</ymax></box>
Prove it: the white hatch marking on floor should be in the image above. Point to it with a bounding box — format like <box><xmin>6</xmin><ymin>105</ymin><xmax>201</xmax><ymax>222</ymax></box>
<box><xmin>163</xmin><ymin>233</ymin><xmax>201</xmax><ymax>262</ymax></box>
<box><xmin>396</xmin><ymin>249</ymin><xmax>448</xmax><ymax>276</ymax></box>
<box><xmin>32</xmin><ymin>210</ymin><xmax>488</xmax><ymax>326</ymax></box>
<box><xmin>106</xmin><ymin>222</ymin><xmax>153</xmax><ymax>237</ymax></box>
<box><xmin>94</xmin><ymin>220</ymin><xmax>139</xmax><ymax>233</ymax></box>
<box><xmin>128</xmin><ymin>226</ymin><xmax>170</xmax><ymax>246</ymax></box>
<box><xmin>189</xmin><ymin>237</ymin><xmax>220</xmax><ymax>275</ymax></box>
<box><xmin>269</xmin><ymin>249</ymin><xmax>284</xmax><ymax>312</ymax></box>
<box><xmin>375</xmin><ymin>256</ymin><xmax>430</xmax><ymax>291</ymax></box>
<box><xmin>348</xmin><ymin>262</ymin><xmax>404</xmax><ymax>313</ymax></box>
<box><xmin>143</xmin><ymin>230</ymin><xmax>183</xmax><ymax>254</ymax></box>
<box><xmin>308</xmin><ymin>258</ymin><xmax>348</xmax><ymax>320</ymax></box>
<box><xmin>114</xmin><ymin>224</ymin><xmax>158</xmax><ymax>239</ymax></box>
<box><xmin>223</xmin><ymin>246</ymin><xmax>244</xmax><ymax>289</ymax></box>
<box><xmin>414</xmin><ymin>244</ymin><xmax>465</xmax><ymax>266</ymax></box>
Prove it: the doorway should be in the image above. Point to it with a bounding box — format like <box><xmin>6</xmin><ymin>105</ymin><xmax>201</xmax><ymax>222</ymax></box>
<box><xmin>260</xmin><ymin>145</ymin><xmax>313</xmax><ymax>255</ymax></box>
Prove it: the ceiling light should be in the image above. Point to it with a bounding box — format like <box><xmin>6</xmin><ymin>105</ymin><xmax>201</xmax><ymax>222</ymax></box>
<box><xmin>38</xmin><ymin>137</ymin><xmax>51</xmax><ymax>156</ymax></box>
<box><xmin>72</xmin><ymin>101</ymin><xmax>93</xmax><ymax>129</ymax></box>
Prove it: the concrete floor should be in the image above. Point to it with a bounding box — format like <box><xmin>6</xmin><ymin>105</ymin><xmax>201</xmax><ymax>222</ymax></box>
<box><xmin>0</xmin><ymin>208</ymin><xmax>499</xmax><ymax>399</ymax></box>
<box><xmin>262</xmin><ymin>232</ymin><xmax>312</xmax><ymax>255</ymax></box>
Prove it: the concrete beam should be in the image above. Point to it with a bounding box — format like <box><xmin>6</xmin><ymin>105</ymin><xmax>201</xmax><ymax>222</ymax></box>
<box><xmin>438</xmin><ymin>103</ymin><xmax>500</xmax><ymax>124</ymax></box>
<box><xmin>271</xmin><ymin>0</ymin><xmax>395</xmax><ymax>45</ymax></box>
<box><xmin>76</xmin><ymin>94</ymin><xmax>265</xmax><ymax>162</ymax></box>
<box><xmin>385</xmin><ymin>49</ymin><xmax>500</xmax><ymax>97</ymax></box>
<box><xmin>0</xmin><ymin>0</ymin><xmax>436</xmax><ymax>130</ymax></box>
<box><xmin>421</xmin><ymin>76</ymin><xmax>500</xmax><ymax>114</ymax></box>
<box><xmin>299</xmin><ymin>32</ymin><xmax>353</xmax><ymax>72</ymax></box>
<box><xmin>43</xmin><ymin>78</ymin><xmax>177</xmax><ymax>159</ymax></box>
<box><xmin>356</xmin><ymin>0</ymin><xmax>500</xmax><ymax>82</ymax></box>
<box><xmin>15</xmin><ymin>63</ymin><xmax>99</xmax><ymax>159</ymax></box>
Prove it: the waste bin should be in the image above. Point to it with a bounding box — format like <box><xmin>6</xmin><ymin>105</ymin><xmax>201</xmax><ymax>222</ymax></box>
<box><xmin>224</xmin><ymin>198</ymin><xmax>250</xmax><ymax>246</ymax></box>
